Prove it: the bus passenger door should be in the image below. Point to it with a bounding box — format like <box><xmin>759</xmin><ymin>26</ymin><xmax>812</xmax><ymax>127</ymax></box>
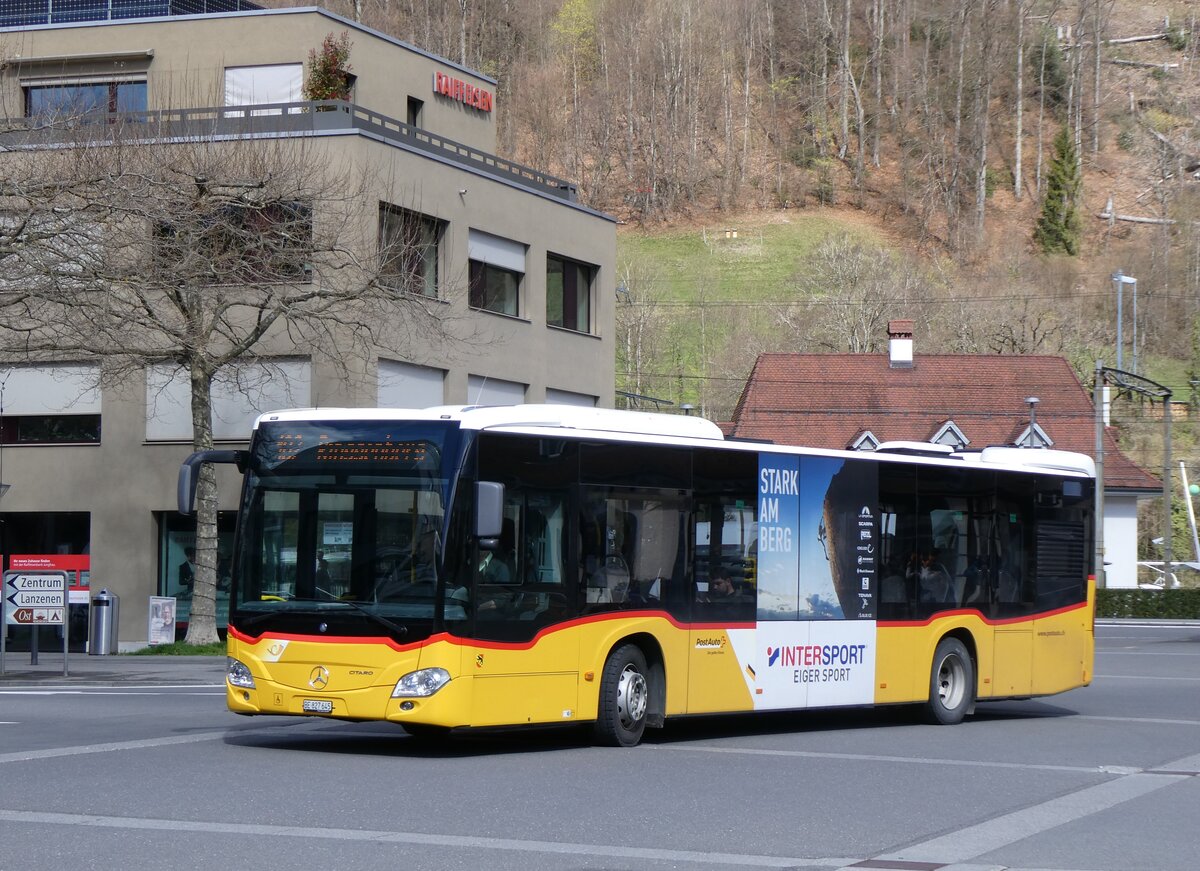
<box><xmin>688</xmin><ymin>500</ymin><xmax>756</xmax><ymax>714</ymax></box>
<box><xmin>468</xmin><ymin>488</ymin><xmax>580</xmax><ymax>727</ymax></box>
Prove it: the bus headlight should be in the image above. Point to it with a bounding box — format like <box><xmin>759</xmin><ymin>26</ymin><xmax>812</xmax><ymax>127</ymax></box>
<box><xmin>227</xmin><ymin>657</ymin><xmax>256</xmax><ymax>689</ymax></box>
<box><xmin>392</xmin><ymin>667</ymin><xmax>451</xmax><ymax>698</ymax></box>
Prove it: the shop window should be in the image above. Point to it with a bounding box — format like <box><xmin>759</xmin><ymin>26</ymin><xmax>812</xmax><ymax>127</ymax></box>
<box><xmin>547</xmin><ymin>254</ymin><xmax>594</xmax><ymax>333</ymax></box>
<box><xmin>158</xmin><ymin>511</ymin><xmax>237</xmax><ymax>630</ymax></box>
<box><xmin>379</xmin><ymin>204</ymin><xmax>443</xmax><ymax>297</ymax></box>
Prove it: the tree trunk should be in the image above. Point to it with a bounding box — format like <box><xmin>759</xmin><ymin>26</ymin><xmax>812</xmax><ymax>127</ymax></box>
<box><xmin>183</xmin><ymin>359</ymin><xmax>220</xmax><ymax>646</ymax></box>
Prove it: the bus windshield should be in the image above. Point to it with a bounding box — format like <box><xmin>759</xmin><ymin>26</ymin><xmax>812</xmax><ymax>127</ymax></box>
<box><xmin>230</xmin><ymin>420</ymin><xmax>467</xmax><ymax>634</ymax></box>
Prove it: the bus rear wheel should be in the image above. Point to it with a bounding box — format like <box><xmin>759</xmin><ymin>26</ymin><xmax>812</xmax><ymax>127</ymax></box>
<box><xmin>925</xmin><ymin>637</ymin><xmax>974</xmax><ymax>725</ymax></box>
<box><xmin>593</xmin><ymin>643</ymin><xmax>650</xmax><ymax>747</ymax></box>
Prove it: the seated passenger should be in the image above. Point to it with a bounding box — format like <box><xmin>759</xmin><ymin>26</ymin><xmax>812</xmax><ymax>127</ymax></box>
<box><xmin>917</xmin><ymin>550</ymin><xmax>955</xmax><ymax>605</ymax></box>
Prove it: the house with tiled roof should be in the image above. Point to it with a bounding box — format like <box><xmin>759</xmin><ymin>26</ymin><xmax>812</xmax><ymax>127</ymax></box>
<box><xmin>727</xmin><ymin>320</ymin><xmax>1161</xmax><ymax>588</ymax></box>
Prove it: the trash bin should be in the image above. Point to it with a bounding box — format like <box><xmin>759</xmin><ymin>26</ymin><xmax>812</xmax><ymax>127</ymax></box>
<box><xmin>88</xmin><ymin>589</ymin><xmax>119</xmax><ymax>655</ymax></box>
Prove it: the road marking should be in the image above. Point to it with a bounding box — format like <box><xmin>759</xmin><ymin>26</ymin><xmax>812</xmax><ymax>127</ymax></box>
<box><xmin>1075</xmin><ymin>714</ymin><xmax>1200</xmax><ymax>727</ymax></box>
<box><xmin>0</xmin><ymin>721</ymin><xmax>317</xmax><ymax>765</ymax></box>
<box><xmin>0</xmin><ymin>684</ymin><xmax>224</xmax><ymax>693</ymax></box>
<box><xmin>876</xmin><ymin>769</ymin><xmax>1188</xmax><ymax>865</ymax></box>
<box><xmin>0</xmin><ymin>809</ymin><xmax>852</xmax><ymax>869</ymax></box>
<box><xmin>1095</xmin><ymin>673</ymin><xmax>1200</xmax><ymax>682</ymax></box>
<box><xmin>651</xmin><ymin>744</ymin><xmax>1118</xmax><ymax>774</ymax></box>
<box><xmin>0</xmin><ymin>690</ymin><xmax>223</xmax><ymax>696</ymax></box>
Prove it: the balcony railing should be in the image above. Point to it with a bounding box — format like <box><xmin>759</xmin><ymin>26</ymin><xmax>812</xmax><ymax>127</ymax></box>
<box><xmin>0</xmin><ymin>100</ymin><xmax>579</xmax><ymax>202</ymax></box>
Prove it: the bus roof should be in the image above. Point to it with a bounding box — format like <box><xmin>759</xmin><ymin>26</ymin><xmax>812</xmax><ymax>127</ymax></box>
<box><xmin>252</xmin><ymin>404</ymin><xmax>1094</xmax><ymax>478</ymax></box>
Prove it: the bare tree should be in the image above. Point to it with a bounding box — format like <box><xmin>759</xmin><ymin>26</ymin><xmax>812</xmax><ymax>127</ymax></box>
<box><xmin>774</xmin><ymin>233</ymin><xmax>933</xmax><ymax>353</ymax></box>
<box><xmin>0</xmin><ymin>117</ymin><xmax>470</xmax><ymax>643</ymax></box>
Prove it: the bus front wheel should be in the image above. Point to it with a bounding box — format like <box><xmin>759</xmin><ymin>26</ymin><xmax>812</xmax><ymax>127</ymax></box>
<box><xmin>925</xmin><ymin>637</ymin><xmax>974</xmax><ymax>725</ymax></box>
<box><xmin>593</xmin><ymin>643</ymin><xmax>650</xmax><ymax>747</ymax></box>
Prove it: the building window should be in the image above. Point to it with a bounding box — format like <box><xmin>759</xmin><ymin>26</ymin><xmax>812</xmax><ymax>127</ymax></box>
<box><xmin>145</xmin><ymin>360</ymin><xmax>311</xmax><ymax>442</ymax></box>
<box><xmin>0</xmin><ymin>365</ymin><xmax>102</xmax><ymax>444</ymax></box>
<box><xmin>406</xmin><ymin>96</ymin><xmax>423</xmax><ymax>127</ymax></box>
<box><xmin>931</xmin><ymin>421</ymin><xmax>968</xmax><ymax>450</ymax></box>
<box><xmin>379</xmin><ymin>204</ymin><xmax>443</xmax><ymax>297</ymax></box>
<box><xmin>1015</xmin><ymin>423</ymin><xmax>1053</xmax><ymax>449</ymax></box>
<box><xmin>158</xmin><ymin>510</ymin><xmax>237</xmax><ymax>631</ymax></box>
<box><xmin>0</xmin><ymin>415</ymin><xmax>100</xmax><ymax>445</ymax></box>
<box><xmin>154</xmin><ymin>200</ymin><xmax>312</xmax><ymax>285</ymax></box>
<box><xmin>25</xmin><ymin>79</ymin><xmax>146</xmax><ymax>118</ymax></box>
<box><xmin>850</xmin><ymin>431</ymin><xmax>879</xmax><ymax>451</ymax></box>
<box><xmin>468</xmin><ymin>229</ymin><xmax>525</xmax><ymax>317</ymax></box>
<box><xmin>224</xmin><ymin>64</ymin><xmax>302</xmax><ymax>114</ymax></box>
<box><xmin>377</xmin><ymin>359</ymin><xmax>445</xmax><ymax>408</ymax></box>
<box><xmin>469</xmin><ymin>261</ymin><xmax>521</xmax><ymax>315</ymax></box>
<box><xmin>467</xmin><ymin>374</ymin><xmax>525</xmax><ymax>406</ymax></box>
<box><xmin>547</xmin><ymin>254</ymin><xmax>594</xmax><ymax>333</ymax></box>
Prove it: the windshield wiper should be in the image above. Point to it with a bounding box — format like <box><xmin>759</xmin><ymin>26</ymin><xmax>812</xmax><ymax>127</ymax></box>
<box><xmin>318</xmin><ymin>590</ymin><xmax>409</xmax><ymax>638</ymax></box>
<box><xmin>233</xmin><ymin>597</ymin><xmax>408</xmax><ymax>638</ymax></box>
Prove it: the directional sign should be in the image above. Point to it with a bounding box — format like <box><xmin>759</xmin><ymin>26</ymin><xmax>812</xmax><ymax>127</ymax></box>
<box><xmin>3</xmin><ymin>571</ymin><xmax>68</xmax><ymax>626</ymax></box>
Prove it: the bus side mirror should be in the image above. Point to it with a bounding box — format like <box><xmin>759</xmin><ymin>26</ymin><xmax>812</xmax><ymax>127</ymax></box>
<box><xmin>475</xmin><ymin>481</ymin><xmax>504</xmax><ymax>549</ymax></box>
<box><xmin>178</xmin><ymin>450</ymin><xmax>245</xmax><ymax>516</ymax></box>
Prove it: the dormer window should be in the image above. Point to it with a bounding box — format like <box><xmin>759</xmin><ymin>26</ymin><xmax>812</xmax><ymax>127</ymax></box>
<box><xmin>850</xmin><ymin>431</ymin><xmax>879</xmax><ymax>451</ymax></box>
<box><xmin>1015</xmin><ymin>423</ymin><xmax>1053</xmax><ymax>449</ymax></box>
<box><xmin>931</xmin><ymin>421</ymin><xmax>968</xmax><ymax>450</ymax></box>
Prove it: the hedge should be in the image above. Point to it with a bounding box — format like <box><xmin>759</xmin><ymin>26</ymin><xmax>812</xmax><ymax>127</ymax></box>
<box><xmin>1096</xmin><ymin>589</ymin><xmax>1200</xmax><ymax>619</ymax></box>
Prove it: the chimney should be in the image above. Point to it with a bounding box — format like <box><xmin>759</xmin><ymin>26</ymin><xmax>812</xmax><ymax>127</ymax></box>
<box><xmin>888</xmin><ymin>319</ymin><xmax>914</xmax><ymax>368</ymax></box>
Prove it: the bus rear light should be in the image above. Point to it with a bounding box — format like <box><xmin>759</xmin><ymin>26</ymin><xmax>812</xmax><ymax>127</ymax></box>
<box><xmin>392</xmin><ymin>667</ymin><xmax>451</xmax><ymax>698</ymax></box>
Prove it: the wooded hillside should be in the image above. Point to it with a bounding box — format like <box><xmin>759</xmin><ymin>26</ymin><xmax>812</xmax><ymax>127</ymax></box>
<box><xmin>273</xmin><ymin>0</ymin><xmax>1200</xmax><ymax>421</ymax></box>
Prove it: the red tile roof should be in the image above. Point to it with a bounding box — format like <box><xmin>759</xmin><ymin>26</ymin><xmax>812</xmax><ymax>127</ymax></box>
<box><xmin>729</xmin><ymin>352</ymin><xmax>1160</xmax><ymax>492</ymax></box>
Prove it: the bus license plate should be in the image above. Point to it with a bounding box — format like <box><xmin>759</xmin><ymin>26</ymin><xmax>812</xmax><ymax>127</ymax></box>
<box><xmin>302</xmin><ymin>699</ymin><xmax>334</xmax><ymax>714</ymax></box>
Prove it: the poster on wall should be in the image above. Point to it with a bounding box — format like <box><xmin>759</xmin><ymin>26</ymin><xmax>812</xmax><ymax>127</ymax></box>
<box><xmin>10</xmin><ymin>554</ymin><xmax>90</xmax><ymax>604</ymax></box>
<box><xmin>148</xmin><ymin>596</ymin><xmax>177</xmax><ymax>646</ymax></box>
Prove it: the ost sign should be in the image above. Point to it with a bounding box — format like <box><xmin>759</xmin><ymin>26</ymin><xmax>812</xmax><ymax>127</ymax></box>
<box><xmin>433</xmin><ymin>70</ymin><xmax>493</xmax><ymax>113</ymax></box>
<box><xmin>3</xmin><ymin>571</ymin><xmax>68</xmax><ymax>625</ymax></box>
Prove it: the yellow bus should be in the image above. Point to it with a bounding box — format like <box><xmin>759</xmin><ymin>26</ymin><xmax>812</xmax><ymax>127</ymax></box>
<box><xmin>179</xmin><ymin>404</ymin><xmax>1096</xmax><ymax>746</ymax></box>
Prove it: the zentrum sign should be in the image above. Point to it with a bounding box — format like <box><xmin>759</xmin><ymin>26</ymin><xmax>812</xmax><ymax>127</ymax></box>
<box><xmin>433</xmin><ymin>71</ymin><xmax>493</xmax><ymax>113</ymax></box>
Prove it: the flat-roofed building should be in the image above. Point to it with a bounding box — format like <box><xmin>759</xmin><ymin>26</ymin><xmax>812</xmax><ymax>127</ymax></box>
<box><xmin>0</xmin><ymin>4</ymin><xmax>616</xmax><ymax>646</ymax></box>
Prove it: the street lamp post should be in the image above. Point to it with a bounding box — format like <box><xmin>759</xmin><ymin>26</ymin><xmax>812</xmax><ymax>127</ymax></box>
<box><xmin>1111</xmin><ymin>271</ymin><xmax>1138</xmax><ymax>372</ymax></box>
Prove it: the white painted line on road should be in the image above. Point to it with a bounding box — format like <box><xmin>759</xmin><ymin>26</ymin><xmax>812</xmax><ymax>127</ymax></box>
<box><xmin>0</xmin><ymin>809</ymin><xmax>851</xmax><ymax>869</ymax></box>
<box><xmin>0</xmin><ymin>690</ymin><xmax>224</xmax><ymax>696</ymax></box>
<box><xmin>1095</xmin><ymin>674</ymin><xmax>1200</xmax><ymax>681</ymax></box>
<box><xmin>876</xmin><ymin>769</ymin><xmax>1188</xmax><ymax>865</ymax></box>
<box><xmin>1076</xmin><ymin>715</ymin><xmax>1200</xmax><ymax>727</ymax></box>
<box><xmin>650</xmin><ymin>744</ymin><xmax>1111</xmax><ymax>775</ymax></box>
<box><xmin>0</xmin><ymin>684</ymin><xmax>225</xmax><ymax>692</ymax></box>
<box><xmin>1096</xmin><ymin>651</ymin><xmax>1200</xmax><ymax>656</ymax></box>
<box><xmin>0</xmin><ymin>731</ymin><xmax>229</xmax><ymax>765</ymax></box>
<box><xmin>0</xmin><ymin>720</ymin><xmax>317</xmax><ymax>766</ymax></box>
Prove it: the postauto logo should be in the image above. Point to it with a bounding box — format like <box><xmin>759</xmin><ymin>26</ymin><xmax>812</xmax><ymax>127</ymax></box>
<box><xmin>766</xmin><ymin>643</ymin><xmax>868</xmax><ymax>668</ymax></box>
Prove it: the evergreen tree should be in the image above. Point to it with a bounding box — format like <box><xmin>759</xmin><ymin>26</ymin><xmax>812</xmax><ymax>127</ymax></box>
<box><xmin>1035</xmin><ymin>126</ymin><xmax>1082</xmax><ymax>255</ymax></box>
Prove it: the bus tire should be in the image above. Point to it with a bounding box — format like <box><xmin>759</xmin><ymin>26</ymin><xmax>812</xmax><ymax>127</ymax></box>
<box><xmin>925</xmin><ymin>637</ymin><xmax>974</xmax><ymax>725</ymax></box>
<box><xmin>593</xmin><ymin>643</ymin><xmax>650</xmax><ymax>747</ymax></box>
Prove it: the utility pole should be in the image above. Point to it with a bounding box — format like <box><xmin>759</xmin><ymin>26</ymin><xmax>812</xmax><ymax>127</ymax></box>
<box><xmin>1100</xmin><ymin>366</ymin><xmax>1172</xmax><ymax>587</ymax></box>
<box><xmin>1093</xmin><ymin>362</ymin><xmax>1105</xmax><ymax>588</ymax></box>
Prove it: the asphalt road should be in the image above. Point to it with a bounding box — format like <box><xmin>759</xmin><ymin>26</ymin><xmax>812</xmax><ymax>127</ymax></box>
<box><xmin>0</xmin><ymin>622</ymin><xmax>1196</xmax><ymax>871</ymax></box>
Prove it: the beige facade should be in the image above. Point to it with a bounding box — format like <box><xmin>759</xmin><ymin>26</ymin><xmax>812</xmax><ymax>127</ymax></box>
<box><xmin>0</xmin><ymin>7</ymin><xmax>616</xmax><ymax>647</ymax></box>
